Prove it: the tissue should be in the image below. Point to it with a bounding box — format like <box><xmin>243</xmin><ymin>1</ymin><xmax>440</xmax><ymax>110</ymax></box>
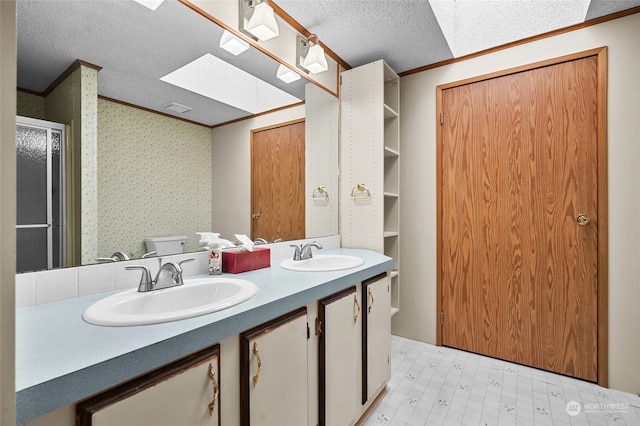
<box><xmin>234</xmin><ymin>234</ymin><xmax>255</xmax><ymax>252</ymax></box>
<box><xmin>196</xmin><ymin>232</ymin><xmax>235</xmax><ymax>250</ymax></box>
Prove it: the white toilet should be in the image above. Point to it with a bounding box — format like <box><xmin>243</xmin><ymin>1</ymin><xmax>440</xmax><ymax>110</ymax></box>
<box><xmin>144</xmin><ymin>235</ymin><xmax>188</xmax><ymax>256</ymax></box>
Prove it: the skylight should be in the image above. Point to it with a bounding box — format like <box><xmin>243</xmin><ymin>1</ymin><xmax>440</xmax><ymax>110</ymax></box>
<box><xmin>429</xmin><ymin>0</ymin><xmax>591</xmax><ymax>57</ymax></box>
<box><xmin>160</xmin><ymin>54</ymin><xmax>302</xmax><ymax>114</ymax></box>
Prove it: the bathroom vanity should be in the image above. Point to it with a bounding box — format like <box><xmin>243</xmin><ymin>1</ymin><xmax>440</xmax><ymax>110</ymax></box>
<box><xmin>16</xmin><ymin>248</ymin><xmax>392</xmax><ymax>425</ymax></box>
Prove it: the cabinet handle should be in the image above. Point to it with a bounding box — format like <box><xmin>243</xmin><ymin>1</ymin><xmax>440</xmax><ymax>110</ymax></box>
<box><xmin>368</xmin><ymin>287</ymin><xmax>375</xmax><ymax>313</ymax></box>
<box><xmin>208</xmin><ymin>363</ymin><xmax>218</xmax><ymax>417</ymax></box>
<box><xmin>252</xmin><ymin>342</ymin><xmax>262</xmax><ymax>388</ymax></box>
<box><xmin>354</xmin><ymin>294</ymin><xmax>361</xmax><ymax>323</ymax></box>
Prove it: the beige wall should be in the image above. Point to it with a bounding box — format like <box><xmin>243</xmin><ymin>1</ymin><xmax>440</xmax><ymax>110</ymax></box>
<box><xmin>394</xmin><ymin>12</ymin><xmax>640</xmax><ymax>394</ymax></box>
<box><xmin>1</xmin><ymin>2</ymin><xmax>17</xmax><ymax>424</ymax></box>
<box><xmin>210</xmin><ymin>105</ymin><xmax>305</xmax><ymax>240</ymax></box>
<box><xmin>97</xmin><ymin>98</ymin><xmax>213</xmax><ymax>256</ymax></box>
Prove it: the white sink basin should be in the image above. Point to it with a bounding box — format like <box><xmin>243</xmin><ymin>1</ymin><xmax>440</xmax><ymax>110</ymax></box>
<box><xmin>83</xmin><ymin>277</ymin><xmax>258</xmax><ymax>326</ymax></box>
<box><xmin>280</xmin><ymin>254</ymin><xmax>364</xmax><ymax>272</ymax></box>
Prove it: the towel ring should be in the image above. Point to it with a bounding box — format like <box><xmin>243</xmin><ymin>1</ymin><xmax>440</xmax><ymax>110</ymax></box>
<box><xmin>312</xmin><ymin>185</ymin><xmax>329</xmax><ymax>201</ymax></box>
<box><xmin>350</xmin><ymin>184</ymin><xmax>371</xmax><ymax>200</ymax></box>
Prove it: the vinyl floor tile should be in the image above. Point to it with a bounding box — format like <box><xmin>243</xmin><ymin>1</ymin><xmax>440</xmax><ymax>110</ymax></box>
<box><xmin>363</xmin><ymin>336</ymin><xmax>640</xmax><ymax>426</ymax></box>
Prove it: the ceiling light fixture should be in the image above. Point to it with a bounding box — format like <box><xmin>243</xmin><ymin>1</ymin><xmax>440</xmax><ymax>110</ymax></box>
<box><xmin>276</xmin><ymin>64</ymin><xmax>301</xmax><ymax>84</ymax></box>
<box><xmin>296</xmin><ymin>34</ymin><xmax>328</xmax><ymax>75</ymax></box>
<box><xmin>239</xmin><ymin>0</ymin><xmax>279</xmax><ymax>42</ymax></box>
<box><xmin>132</xmin><ymin>0</ymin><xmax>165</xmax><ymax>11</ymax></box>
<box><xmin>220</xmin><ymin>30</ymin><xmax>250</xmax><ymax>56</ymax></box>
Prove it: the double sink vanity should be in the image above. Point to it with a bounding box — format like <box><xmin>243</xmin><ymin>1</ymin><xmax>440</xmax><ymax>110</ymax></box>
<box><xmin>16</xmin><ymin>247</ymin><xmax>393</xmax><ymax>425</ymax></box>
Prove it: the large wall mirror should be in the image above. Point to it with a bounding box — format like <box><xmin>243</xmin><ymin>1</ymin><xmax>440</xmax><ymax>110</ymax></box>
<box><xmin>15</xmin><ymin>0</ymin><xmax>339</xmax><ymax>273</ymax></box>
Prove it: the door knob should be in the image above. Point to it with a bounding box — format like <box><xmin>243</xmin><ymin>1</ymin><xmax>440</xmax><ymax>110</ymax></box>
<box><xmin>252</xmin><ymin>213</ymin><xmax>261</xmax><ymax>219</ymax></box>
<box><xmin>576</xmin><ymin>214</ymin><xmax>591</xmax><ymax>226</ymax></box>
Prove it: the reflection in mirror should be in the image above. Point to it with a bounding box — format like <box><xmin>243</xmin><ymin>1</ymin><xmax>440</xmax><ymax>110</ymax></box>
<box><xmin>210</xmin><ymin>83</ymin><xmax>339</xmax><ymax>243</ymax></box>
<box><xmin>15</xmin><ymin>0</ymin><xmax>338</xmax><ymax>273</ymax></box>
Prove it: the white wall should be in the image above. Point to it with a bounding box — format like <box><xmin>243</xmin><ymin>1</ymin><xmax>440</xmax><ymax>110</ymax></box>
<box><xmin>210</xmin><ymin>105</ymin><xmax>305</xmax><ymax>240</ymax></box>
<box><xmin>394</xmin><ymin>12</ymin><xmax>640</xmax><ymax>394</ymax></box>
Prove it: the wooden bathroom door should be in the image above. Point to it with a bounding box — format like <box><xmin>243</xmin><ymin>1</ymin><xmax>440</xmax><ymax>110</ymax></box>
<box><xmin>439</xmin><ymin>53</ymin><xmax>604</xmax><ymax>382</ymax></box>
<box><xmin>251</xmin><ymin>120</ymin><xmax>305</xmax><ymax>242</ymax></box>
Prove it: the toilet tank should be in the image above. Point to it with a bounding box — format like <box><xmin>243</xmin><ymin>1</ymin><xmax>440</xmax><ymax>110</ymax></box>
<box><xmin>144</xmin><ymin>235</ymin><xmax>188</xmax><ymax>256</ymax></box>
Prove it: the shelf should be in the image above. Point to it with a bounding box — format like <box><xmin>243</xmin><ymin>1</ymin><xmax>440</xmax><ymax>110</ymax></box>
<box><xmin>384</xmin><ymin>104</ymin><xmax>399</xmax><ymax>119</ymax></box>
<box><xmin>342</xmin><ymin>60</ymin><xmax>400</xmax><ymax>327</ymax></box>
<box><xmin>384</xmin><ymin>146</ymin><xmax>399</xmax><ymax>157</ymax></box>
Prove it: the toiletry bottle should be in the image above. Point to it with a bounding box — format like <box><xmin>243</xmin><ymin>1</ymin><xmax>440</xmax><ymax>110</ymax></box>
<box><xmin>208</xmin><ymin>240</ymin><xmax>222</xmax><ymax>275</ymax></box>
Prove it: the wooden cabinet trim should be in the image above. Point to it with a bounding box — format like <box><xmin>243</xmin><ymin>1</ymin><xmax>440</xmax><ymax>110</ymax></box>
<box><xmin>239</xmin><ymin>306</ymin><xmax>307</xmax><ymax>342</ymax></box>
<box><xmin>239</xmin><ymin>306</ymin><xmax>307</xmax><ymax>426</ymax></box>
<box><xmin>76</xmin><ymin>344</ymin><xmax>221</xmax><ymax>426</ymax></box>
<box><xmin>362</xmin><ymin>272</ymin><xmax>387</xmax><ymax>287</ymax></box>
<box><xmin>318</xmin><ymin>286</ymin><xmax>357</xmax><ymax>426</ymax></box>
<box><xmin>319</xmin><ymin>285</ymin><xmax>357</xmax><ymax>308</ymax></box>
<box><xmin>361</xmin><ymin>274</ymin><xmax>387</xmax><ymax>405</ymax></box>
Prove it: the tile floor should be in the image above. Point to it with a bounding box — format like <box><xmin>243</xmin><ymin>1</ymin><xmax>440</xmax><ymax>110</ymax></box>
<box><xmin>364</xmin><ymin>336</ymin><xmax>640</xmax><ymax>426</ymax></box>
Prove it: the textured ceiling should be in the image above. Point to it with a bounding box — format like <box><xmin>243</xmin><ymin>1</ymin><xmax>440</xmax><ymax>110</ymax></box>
<box><xmin>275</xmin><ymin>0</ymin><xmax>640</xmax><ymax>73</ymax></box>
<box><xmin>16</xmin><ymin>0</ymin><xmax>640</xmax><ymax>127</ymax></box>
<box><xmin>16</xmin><ymin>0</ymin><xmax>307</xmax><ymax>127</ymax></box>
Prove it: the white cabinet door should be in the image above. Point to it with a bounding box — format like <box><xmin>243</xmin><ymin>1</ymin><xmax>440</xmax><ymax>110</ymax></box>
<box><xmin>319</xmin><ymin>286</ymin><xmax>359</xmax><ymax>426</ymax></box>
<box><xmin>363</xmin><ymin>273</ymin><xmax>391</xmax><ymax>404</ymax></box>
<box><xmin>77</xmin><ymin>345</ymin><xmax>220</xmax><ymax>426</ymax></box>
<box><xmin>240</xmin><ymin>307</ymin><xmax>308</xmax><ymax>426</ymax></box>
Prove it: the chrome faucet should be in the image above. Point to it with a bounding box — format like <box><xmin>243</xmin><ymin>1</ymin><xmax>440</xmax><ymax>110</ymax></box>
<box><xmin>112</xmin><ymin>251</ymin><xmax>130</xmax><ymax>261</ymax></box>
<box><xmin>289</xmin><ymin>242</ymin><xmax>324</xmax><ymax>261</ymax></box>
<box><xmin>255</xmin><ymin>237</ymin><xmax>282</xmax><ymax>245</ymax></box>
<box><xmin>126</xmin><ymin>258</ymin><xmax>194</xmax><ymax>292</ymax></box>
<box><xmin>96</xmin><ymin>251</ymin><xmax>131</xmax><ymax>263</ymax></box>
<box><xmin>289</xmin><ymin>244</ymin><xmax>303</xmax><ymax>260</ymax></box>
<box><xmin>301</xmin><ymin>242</ymin><xmax>323</xmax><ymax>260</ymax></box>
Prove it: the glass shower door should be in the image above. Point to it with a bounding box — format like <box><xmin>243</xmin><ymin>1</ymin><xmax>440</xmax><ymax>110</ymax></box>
<box><xmin>15</xmin><ymin>117</ymin><xmax>65</xmax><ymax>273</ymax></box>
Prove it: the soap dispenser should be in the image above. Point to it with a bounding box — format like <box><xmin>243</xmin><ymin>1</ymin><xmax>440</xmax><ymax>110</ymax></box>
<box><xmin>208</xmin><ymin>237</ymin><xmax>222</xmax><ymax>275</ymax></box>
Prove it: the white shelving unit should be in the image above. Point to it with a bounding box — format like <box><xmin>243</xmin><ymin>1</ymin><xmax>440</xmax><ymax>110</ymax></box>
<box><xmin>340</xmin><ymin>60</ymin><xmax>400</xmax><ymax>317</ymax></box>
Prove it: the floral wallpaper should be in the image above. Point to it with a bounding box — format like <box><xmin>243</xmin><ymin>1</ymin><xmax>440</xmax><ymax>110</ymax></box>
<box><xmin>80</xmin><ymin>66</ymin><xmax>99</xmax><ymax>265</ymax></box>
<box><xmin>97</xmin><ymin>98</ymin><xmax>212</xmax><ymax>257</ymax></box>
<box><xmin>16</xmin><ymin>91</ymin><xmax>45</xmax><ymax>120</ymax></box>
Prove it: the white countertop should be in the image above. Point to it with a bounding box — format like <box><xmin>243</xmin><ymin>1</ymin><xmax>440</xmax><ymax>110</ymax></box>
<box><xmin>15</xmin><ymin>248</ymin><xmax>393</xmax><ymax>424</ymax></box>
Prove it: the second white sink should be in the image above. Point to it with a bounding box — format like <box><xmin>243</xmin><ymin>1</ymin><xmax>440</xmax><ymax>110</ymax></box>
<box><xmin>280</xmin><ymin>254</ymin><xmax>364</xmax><ymax>272</ymax></box>
<box><xmin>83</xmin><ymin>277</ymin><xmax>258</xmax><ymax>326</ymax></box>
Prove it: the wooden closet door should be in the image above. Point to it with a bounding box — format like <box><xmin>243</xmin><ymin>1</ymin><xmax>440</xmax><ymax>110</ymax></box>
<box><xmin>441</xmin><ymin>56</ymin><xmax>599</xmax><ymax>381</ymax></box>
<box><xmin>251</xmin><ymin>120</ymin><xmax>305</xmax><ymax>242</ymax></box>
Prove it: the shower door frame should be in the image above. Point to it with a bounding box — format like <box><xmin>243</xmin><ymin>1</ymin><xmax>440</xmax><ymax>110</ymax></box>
<box><xmin>15</xmin><ymin>115</ymin><xmax>66</xmax><ymax>271</ymax></box>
